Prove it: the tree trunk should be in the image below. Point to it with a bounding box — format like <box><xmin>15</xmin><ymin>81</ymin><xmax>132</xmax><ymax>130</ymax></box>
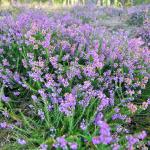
<box><xmin>86</xmin><ymin>0</ymin><xmax>97</xmax><ymax>5</ymax></box>
<box><xmin>80</xmin><ymin>0</ymin><xmax>85</xmax><ymax>5</ymax></box>
<box><xmin>110</xmin><ymin>0</ymin><xmax>114</xmax><ymax>5</ymax></box>
<box><xmin>9</xmin><ymin>0</ymin><xmax>17</xmax><ymax>6</ymax></box>
<box><xmin>130</xmin><ymin>0</ymin><xmax>133</xmax><ymax>6</ymax></box>
<box><xmin>99</xmin><ymin>0</ymin><xmax>103</xmax><ymax>6</ymax></box>
<box><xmin>120</xmin><ymin>0</ymin><xmax>126</xmax><ymax>7</ymax></box>
<box><xmin>49</xmin><ymin>0</ymin><xmax>52</xmax><ymax>5</ymax></box>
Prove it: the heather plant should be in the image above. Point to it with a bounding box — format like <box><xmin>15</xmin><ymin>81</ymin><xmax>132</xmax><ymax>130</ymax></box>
<box><xmin>136</xmin><ymin>19</ymin><xmax>150</xmax><ymax>48</ymax></box>
<box><xmin>0</xmin><ymin>8</ymin><xmax>150</xmax><ymax>150</ymax></box>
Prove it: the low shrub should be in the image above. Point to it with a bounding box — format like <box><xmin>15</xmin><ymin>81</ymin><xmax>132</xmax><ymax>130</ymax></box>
<box><xmin>0</xmin><ymin>9</ymin><xmax>150</xmax><ymax>150</ymax></box>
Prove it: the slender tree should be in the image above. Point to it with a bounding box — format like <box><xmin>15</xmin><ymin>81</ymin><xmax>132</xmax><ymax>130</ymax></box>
<box><xmin>99</xmin><ymin>0</ymin><xmax>103</xmax><ymax>6</ymax></box>
<box><xmin>120</xmin><ymin>0</ymin><xmax>126</xmax><ymax>7</ymax></box>
<box><xmin>9</xmin><ymin>0</ymin><xmax>17</xmax><ymax>5</ymax></box>
<box><xmin>110</xmin><ymin>0</ymin><xmax>114</xmax><ymax>5</ymax></box>
<box><xmin>130</xmin><ymin>0</ymin><xmax>133</xmax><ymax>5</ymax></box>
<box><xmin>48</xmin><ymin>0</ymin><xmax>53</xmax><ymax>5</ymax></box>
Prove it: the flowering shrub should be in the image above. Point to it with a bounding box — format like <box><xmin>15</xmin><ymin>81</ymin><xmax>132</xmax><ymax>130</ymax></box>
<box><xmin>0</xmin><ymin>7</ymin><xmax>150</xmax><ymax>150</ymax></box>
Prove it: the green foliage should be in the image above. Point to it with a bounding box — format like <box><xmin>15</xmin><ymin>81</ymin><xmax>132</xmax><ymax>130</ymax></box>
<box><xmin>134</xmin><ymin>0</ymin><xmax>150</xmax><ymax>5</ymax></box>
<box><xmin>126</xmin><ymin>11</ymin><xmax>145</xmax><ymax>27</ymax></box>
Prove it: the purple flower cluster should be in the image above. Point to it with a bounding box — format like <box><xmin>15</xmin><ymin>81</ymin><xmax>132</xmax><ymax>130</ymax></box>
<box><xmin>59</xmin><ymin>93</ymin><xmax>76</xmax><ymax>116</ymax></box>
<box><xmin>17</xmin><ymin>139</ymin><xmax>26</xmax><ymax>145</ymax></box>
<box><xmin>126</xmin><ymin>131</ymin><xmax>147</xmax><ymax>150</ymax></box>
<box><xmin>93</xmin><ymin>113</ymin><xmax>112</xmax><ymax>145</ymax></box>
<box><xmin>53</xmin><ymin>136</ymin><xmax>77</xmax><ymax>150</ymax></box>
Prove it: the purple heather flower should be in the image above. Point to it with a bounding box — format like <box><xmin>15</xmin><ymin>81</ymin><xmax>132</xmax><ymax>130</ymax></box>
<box><xmin>99</xmin><ymin>128</ymin><xmax>112</xmax><ymax>144</ymax></box>
<box><xmin>50</xmin><ymin>56</ymin><xmax>58</xmax><ymax>69</ymax></box>
<box><xmin>94</xmin><ymin>120</ymin><xmax>112</xmax><ymax>145</ymax></box>
<box><xmin>40</xmin><ymin>144</ymin><xmax>48</xmax><ymax>150</ymax></box>
<box><xmin>136</xmin><ymin>131</ymin><xmax>147</xmax><ymax>140</ymax></box>
<box><xmin>8</xmin><ymin>124</ymin><xmax>14</xmax><ymax>129</ymax></box>
<box><xmin>1</xmin><ymin>95</ymin><xmax>9</xmax><ymax>103</ymax></box>
<box><xmin>126</xmin><ymin>135</ymin><xmax>139</xmax><ymax>149</ymax></box>
<box><xmin>59</xmin><ymin>93</ymin><xmax>76</xmax><ymax>116</ymax></box>
<box><xmin>80</xmin><ymin>119</ymin><xmax>87</xmax><ymax>131</ymax></box>
<box><xmin>61</xmin><ymin>41</ymin><xmax>71</xmax><ymax>51</ymax></box>
<box><xmin>94</xmin><ymin>112</ymin><xmax>103</xmax><ymax>125</ymax></box>
<box><xmin>69</xmin><ymin>142</ymin><xmax>78</xmax><ymax>150</ymax></box>
<box><xmin>29</xmin><ymin>71</ymin><xmax>42</xmax><ymax>82</ymax></box>
<box><xmin>114</xmin><ymin>108</ymin><xmax>120</xmax><ymax>113</ymax></box>
<box><xmin>0</xmin><ymin>48</ymin><xmax>3</xmax><ymax>54</ymax></box>
<box><xmin>112</xmin><ymin>113</ymin><xmax>127</xmax><ymax>120</ymax></box>
<box><xmin>147</xmin><ymin>98</ymin><xmax>150</xmax><ymax>104</ymax></box>
<box><xmin>38</xmin><ymin>89</ymin><xmax>47</xmax><ymax>100</ymax></box>
<box><xmin>92</xmin><ymin>136</ymin><xmax>100</xmax><ymax>145</ymax></box>
<box><xmin>83</xmin><ymin>81</ymin><xmax>91</xmax><ymax>90</ymax></box>
<box><xmin>112</xmin><ymin>144</ymin><xmax>120</xmax><ymax>150</ymax></box>
<box><xmin>0</xmin><ymin>122</ymin><xmax>7</xmax><ymax>128</ymax></box>
<box><xmin>42</xmin><ymin>33</ymin><xmax>51</xmax><ymax>48</ymax></box>
<box><xmin>53</xmin><ymin>136</ymin><xmax>67</xmax><ymax>150</ymax></box>
<box><xmin>98</xmin><ymin>97</ymin><xmax>109</xmax><ymax>111</ymax></box>
<box><xmin>116</xmin><ymin>125</ymin><xmax>123</xmax><ymax>133</ymax></box>
<box><xmin>47</xmin><ymin>104</ymin><xmax>53</xmax><ymax>111</ymax></box>
<box><xmin>83</xmin><ymin>65</ymin><xmax>96</xmax><ymax>77</ymax></box>
<box><xmin>62</xmin><ymin>54</ymin><xmax>70</xmax><ymax>61</ymax></box>
<box><xmin>97</xmin><ymin>91</ymin><xmax>105</xmax><ymax>99</ymax></box>
<box><xmin>13</xmin><ymin>92</ymin><xmax>20</xmax><ymax>96</ymax></box>
<box><xmin>58</xmin><ymin>76</ymin><xmax>69</xmax><ymax>87</ymax></box>
<box><xmin>2</xmin><ymin>111</ymin><xmax>9</xmax><ymax>118</ymax></box>
<box><xmin>31</xmin><ymin>95</ymin><xmax>38</xmax><ymax>102</ymax></box>
<box><xmin>17</xmin><ymin>139</ymin><xmax>26</xmax><ymax>145</ymax></box>
<box><xmin>13</xmin><ymin>73</ymin><xmax>21</xmax><ymax>83</ymax></box>
<box><xmin>2</xmin><ymin>59</ymin><xmax>9</xmax><ymax>66</ymax></box>
<box><xmin>38</xmin><ymin>109</ymin><xmax>45</xmax><ymax>120</ymax></box>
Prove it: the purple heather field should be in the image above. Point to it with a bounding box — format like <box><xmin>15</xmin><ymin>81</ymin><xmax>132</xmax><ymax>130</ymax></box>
<box><xmin>0</xmin><ymin>1</ymin><xmax>150</xmax><ymax>150</ymax></box>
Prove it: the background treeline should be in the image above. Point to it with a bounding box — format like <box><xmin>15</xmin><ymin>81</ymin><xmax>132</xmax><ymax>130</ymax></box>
<box><xmin>0</xmin><ymin>0</ymin><xmax>150</xmax><ymax>7</ymax></box>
